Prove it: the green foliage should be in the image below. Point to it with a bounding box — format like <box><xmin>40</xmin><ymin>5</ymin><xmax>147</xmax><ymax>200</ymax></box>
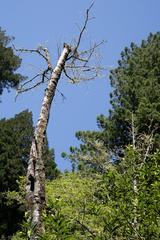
<box><xmin>0</xmin><ymin>110</ymin><xmax>33</xmax><ymax>192</ymax></box>
<box><xmin>46</xmin><ymin>150</ymin><xmax>160</xmax><ymax>239</ymax></box>
<box><xmin>43</xmin><ymin>173</ymin><xmax>100</xmax><ymax>239</ymax></box>
<box><xmin>62</xmin><ymin>131</ymin><xmax>108</xmax><ymax>173</ymax></box>
<box><xmin>0</xmin><ymin>111</ymin><xmax>59</xmax><ymax>239</ymax></box>
<box><xmin>65</xmin><ymin>32</ymin><xmax>160</xmax><ymax>171</ymax></box>
<box><xmin>0</xmin><ymin>111</ymin><xmax>33</xmax><ymax>238</ymax></box>
<box><xmin>43</xmin><ymin>139</ymin><xmax>60</xmax><ymax>180</ymax></box>
<box><xmin>138</xmin><ymin>151</ymin><xmax>160</xmax><ymax>239</ymax></box>
<box><xmin>98</xmin><ymin>32</ymin><xmax>160</xmax><ymax>152</ymax></box>
<box><xmin>0</xmin><ymin>27</ymin><xmax>25</xmax><ymax>96</ymax></box>
<box><xmin>12</xmin><ymin>148</ymin><xmax>160</xmax><ymax>239</ymax></box>
<box><xmin>58</xmin><ymin>33</ymin><xmax>160</xmax><ymax>239</ymax></box>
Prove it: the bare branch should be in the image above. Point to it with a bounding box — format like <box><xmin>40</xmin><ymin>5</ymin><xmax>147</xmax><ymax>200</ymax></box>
<box><xmin>64</xmin><ymin>41</ymin><xmax>105</xmax><ymax>83</ymax></box>
<box><xmin>67</xmin><ymin>2</ymin><xmax>94</xmax><ymax>61</ymax></box>
<box><xmin>143</xmin><ymin>134</ymin><xmax>153</xmax><ymax>162</ymax></box>
<box><xmin>20</xmin><ymin>73</ymin><xmax>41</xmax><ymax>89</ymax></box>
<box><xmin>13</xmin><ymin>44</ymin><xmax>54</xmax><ymax>99</ymax></box>
<box><xmin>79</xmin><ymin>40</ymin><xmax>106</xmax><ymax>56</ymax></box>
<box><xmin>56</xmin><ymin>88</ymin><xmax>66</xmax><ymax>101</ymax></box>
<box><xmin>63</xmin><ymin>68</ymin><xmax>76</xmax><ymax>83</ymax></box>
<box><xmin>16</xmin><ymin>78</ymin><xmax>47</xmax><ymax>95</ymax></box>
<box><xmin>13</xmin><ymin>44</ymin><xmax>53</xmax><ymax>70</ymax></box>
<box><xmin>64</xmin><ymin>20</ymin><xmax>106</xmax><ymax>84</ymax></box>
<box><xmin>74</xmin><ymin>2</ymin><xmax>94</xmax><ymax>54</ymax></box>
<box><xmin>69</xmin><ymin>73</ymin><xmax>99</xmax><ymax>83</ymax></box>
<box><xmin>14</xmin><ymin>2</ymin><xmax>104</xmax><ymax>93</ymax></box>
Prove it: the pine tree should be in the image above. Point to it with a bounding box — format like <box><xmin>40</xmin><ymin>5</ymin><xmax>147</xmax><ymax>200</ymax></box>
<box><xmin>98</xmin><ymin>32</ymin><xmax>160</xmax><ymax>154</ymax></box>
<box><xmin>66</xmin><ymin>32</ymin><xmax>160</xmax><ymax>168</ymax></box>
<box><xmin>0</xmin><ymin>111</ymin><xmax>33</xmax><ymax>238</ymax></box>
<box><xmin>0</xmin><ymin>27</ymin><xmax>25</xmax><ymax>96</ymax></box>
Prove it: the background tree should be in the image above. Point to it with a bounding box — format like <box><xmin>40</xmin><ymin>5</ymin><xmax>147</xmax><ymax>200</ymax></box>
<box><xmin>62</xmin><ymin>130</ymin><xmax>108</xmax><ymax>173</ymax></box>
<box><xmin>0</xmin><ymin>111</ymin><xmax>33</xmax><ymax>238</ymax></box>
<box><xmin>98</xmin><ymin>32</ymin><xmax>160</xmax><ymax>154</ymax></box>
<box><xmin>61</xmin><ymin>32</ymin><xmax>160</xmax><ymax>239</ymax></box>
<box><xmin>43</xmin><ymin>138</ymin><xmax>60</xmax><ymax>180</ymax></box>
<box><xmin>0</xmin><ymin>27</ymin><xmax>25</xmax><ymax>97</ymax></box>
<box><xmin>0</xmin><ymin>111</ymin><xmax>59</xmax><ymax>239</ymax></box>
<box><xmin>65</xmin><ymin>32</ymin><xmax>160</xmax><ymax>168</ymax></box>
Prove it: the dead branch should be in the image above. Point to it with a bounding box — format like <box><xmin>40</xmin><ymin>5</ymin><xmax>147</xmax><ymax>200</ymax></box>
<box><xmin>79</xmin><ymin>40</ymin><xmax>106</xmax><ymax>56</ymax></box>
<box><xmin>143</xmin><ymin>133</ymin><xmax>153</xmax><ymax>162</ymax></box>
<box><xmin>13</xmin><ymin>45</ymin><xmax>53</xmax><ymax>99</ymax></box>
<box><xmin>14</xmin><ymin>1</ymin><xmax>105</xmax><ymax>98</ymax></box>
<box><xmin>13</xmin><ymin>44</ymin><xmax>52</xmax><ymax>69</ymax></box>
<box><xmin>63</xmin><ymin>2</ymin><xmax>105</xmax><ymax>83</ymax></box>
<box><xmin>69</xmin><ymin>2</ymin><xmax>94</xmax><ymax>59</ymax></box>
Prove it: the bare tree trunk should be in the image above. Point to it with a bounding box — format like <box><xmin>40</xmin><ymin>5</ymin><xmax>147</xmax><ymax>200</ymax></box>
<box><xmin>133</xmin><ymin>176</ymin><xmax>139</xmax><ymax>238</ymax></box>
<box><xmin>26</xmin><ymin>43</ymin><xmax>71</xmax><ymax>239</ymax></box>
<box><xmin>14</xmin><ymin>5</ymin><xmax>100</xmax><ymax>238</ymax></box>
<box><xmin>131</xmin><ymin>113</ymin><xmax>139</xmax><ymax>238</ymax></box>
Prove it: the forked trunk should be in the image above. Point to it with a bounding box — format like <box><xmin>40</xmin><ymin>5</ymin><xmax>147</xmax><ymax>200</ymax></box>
<box><xmin>26</xmin><ymin>44</ymin><xmax>71</xmax><ymax>239</ymax></box>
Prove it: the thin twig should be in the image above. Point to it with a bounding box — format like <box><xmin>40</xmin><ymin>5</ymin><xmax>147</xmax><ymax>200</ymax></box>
<box><xmin>67</xmin><ymin>2</ymin><xmax>94</xmax><ymax>61</ymax></box>
<box><xmin>13</xmin><ymin>44</ymin><xmax>53</xmax><ymax>70</ymax></box>
<box><xmin>63</xmin><ymin>68</ymin><xmax>76</xmax><ymax>83</ymax></box>
<box><xmin>56</xmin><ymin>88</ymin><xmax>66</xmax><ymax>101</ymax></box>
<box><xmin>20</xmin><ymin>74</ymin><xmax>41</xmax><ymax>88</ymax></box>
<box><xmin>79</xmin><ymin>40</ymin><xmax>106</xmax><ymax>56</ymax></box>
<box><xmin>75</xmin><ymin>2</ymin><xmax>94</xmax><ymax>53</ymax></box>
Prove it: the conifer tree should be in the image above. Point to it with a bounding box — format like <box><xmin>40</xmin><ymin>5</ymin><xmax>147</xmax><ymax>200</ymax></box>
<box><xmin>0</xmin><ymin>111</ymin><xmax>59</xmax><ymax>238</ymax></box>
<box><xmin>0</xmin><ymin>27</ymin><xmax>25</xmax><ymax>96</ymax></box>
<box><xmin>98</xmin><ymin>32</ymin><xmax>160</xmax><ymax>154</ymax></box>
<box><xmin>66</xmin><ymin>32</ymin><xmax>160</xmax><ymax>168</ymax></box>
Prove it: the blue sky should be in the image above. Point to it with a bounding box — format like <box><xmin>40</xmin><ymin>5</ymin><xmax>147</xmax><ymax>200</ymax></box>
<box><xmin>0</xmin><ymin>0</ymin><xmax>160</xmax><ymax>170</ymax></box>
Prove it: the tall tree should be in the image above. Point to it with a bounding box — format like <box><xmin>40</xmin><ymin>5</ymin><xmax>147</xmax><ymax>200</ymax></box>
<box><xmin>14</xmin><ymin>4</ymin><xmax>103</xmax><ymax>238</ymax></box>
<box><xmin>62</xmin><ymin>130</ymin><xmax>108</xmax><ymax>173</ymax></box>
<box><xmin>61</xmin><ymin>32</ymin><xmax>160</xmax><ymax>239</ymax></box>
<box><xmin>0</xmin><ymin>111</ymin><xmax>33</xmax><ymax>238</ymax></box>
<box><xmin>65</xmin><ymin>32</ymin><xmax>160</xmax><ymax>170</ymax></box>
<box><xmin>0</xmin><ymin>111</ymin><xmax>59</xmax><ymax>239</ymax></box>
<box><xmin>98</xmin><ymin>32</ymin><xmax>160</xmax><ymax>154</ymax></box>
<box><xmin>0</xmin><ymin>27</ymin><xmax>25</xmax><ymax>96</ymax></box>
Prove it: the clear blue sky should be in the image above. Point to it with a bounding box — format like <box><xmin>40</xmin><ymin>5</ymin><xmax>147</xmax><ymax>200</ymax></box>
<box><xmin>0</xmin><ymin>0</ymin><xmax>160</xmax><ymax>170</ymax></box>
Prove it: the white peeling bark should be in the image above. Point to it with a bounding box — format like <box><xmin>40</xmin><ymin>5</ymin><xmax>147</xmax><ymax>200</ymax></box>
<box><xmin>133</xmin><ymin>177</ymin><xmax>138</xmax><ymax>237</ymax></box>
<box><xmin>26</xmin><ymin>43</ymin><xmax>71</xmax><ymax>239</ymax></box>
<box><xmin>131</xmin><ymin>113</ymin><xmax>139</xmax><ymax>237</ymax></box>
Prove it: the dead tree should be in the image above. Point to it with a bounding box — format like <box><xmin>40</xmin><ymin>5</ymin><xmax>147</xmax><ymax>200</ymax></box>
<box><xmin>128</xmin><ymin>113</ymin><xmax>157</xmax><ymax>238</ymax></box>
<box><xmin>14</xmin><ymin>3</ymin><xmax>104</xmax><ymax>239</ymax></box>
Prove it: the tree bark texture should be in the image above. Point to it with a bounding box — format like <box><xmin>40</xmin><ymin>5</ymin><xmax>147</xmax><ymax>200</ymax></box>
<box><xmin>133</xmin><ymin>177</ymin><xmax>138</xmax><ymax>237</ymax></box>
<box><xmin>26</xmin><ymin>44</ymin><xmax>71</xmax><ymax>239</ymax></box>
